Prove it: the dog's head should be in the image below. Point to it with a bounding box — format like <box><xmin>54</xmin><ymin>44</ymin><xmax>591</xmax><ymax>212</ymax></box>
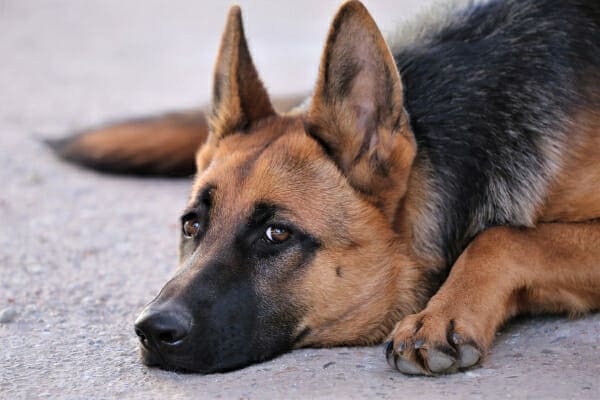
<box><xmin>134</xmin><ymin>1</ymin><xmax>420</xmax><ymax>373</ymax></box>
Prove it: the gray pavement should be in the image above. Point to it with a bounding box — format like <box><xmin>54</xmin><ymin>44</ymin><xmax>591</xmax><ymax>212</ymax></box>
<box><xmin>1</xmin><ymin>1</ymin><xmax>599</xmax><ymax>398</ymax></box>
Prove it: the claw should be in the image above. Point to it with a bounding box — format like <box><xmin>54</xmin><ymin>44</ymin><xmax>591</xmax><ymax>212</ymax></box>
<box><xmin>386</xmin><ymin>348</ymin><xmax>397</xmax><ymax>369</ymax></box>
<box><xmin>452</xmin><ymin>332</ymin><xmax>464</xmax><ymax>345</ymax></box>
<box><xmin>383</xmin><ymin>340</ymin><xmax>394</xmax><ymax>356</ymax></box>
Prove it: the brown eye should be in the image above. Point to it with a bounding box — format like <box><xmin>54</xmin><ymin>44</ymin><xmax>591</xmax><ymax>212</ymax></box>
<box><xmin>183</xmin><ymin>217</ymin><xmax>201</xmax><ymax>238</ymax></box>
<box><xmin>264</xmin><ymin>226</ymin><xmax>290</xmax><ymax>244</ymax></box>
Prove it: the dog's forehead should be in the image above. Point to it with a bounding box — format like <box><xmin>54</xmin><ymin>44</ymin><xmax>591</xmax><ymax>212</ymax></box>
<box><xmin>189</xmin><ymin>118</ymin><xmax>355</xmax><ymax>230</ymax></box>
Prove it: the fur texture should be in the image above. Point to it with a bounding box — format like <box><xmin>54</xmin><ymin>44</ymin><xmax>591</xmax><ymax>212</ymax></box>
<box><xmin>50</xmin><ymin>0</ymin><xmax>599</xmax><ymax>376</ymax></box>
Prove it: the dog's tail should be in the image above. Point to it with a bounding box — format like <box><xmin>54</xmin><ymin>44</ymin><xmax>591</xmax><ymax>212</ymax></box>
<box><xmin>47</xmin><ymin>110</ymin><xmax>209</xmax><ymax>177</ymax></box>
<box><xmin>47</xmin><ymin>95</ymin><xmax>307</xmax><ymax>177</ymax></box>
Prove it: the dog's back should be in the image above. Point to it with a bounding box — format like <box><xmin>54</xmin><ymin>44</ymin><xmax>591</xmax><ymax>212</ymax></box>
<box><xmin>390</xmin><ymin>0</ymin><xmax>600</xmax><ymax>265</ymax></box>
<box><xmin>49</xmin><ymin>0</ymin><xmax>600</xmax><ymax>264</ymax></box>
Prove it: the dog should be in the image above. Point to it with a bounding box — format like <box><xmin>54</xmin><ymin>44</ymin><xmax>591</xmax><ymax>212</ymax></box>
<box><xmin>49</xmin><ymin>0</ymin><xmax>600</xmax><ymax>375</ymax></box>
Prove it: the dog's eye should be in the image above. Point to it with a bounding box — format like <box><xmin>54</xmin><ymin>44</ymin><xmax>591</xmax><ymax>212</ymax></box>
<box><xmin>264</xmin><ymin>226</ymin><xmax>290</xmax><ymax>244</ymax></box>
<box><xmin>182</xmin><ymin>217</ymin><xmax>201</xmax><ymax>238</ymax></box>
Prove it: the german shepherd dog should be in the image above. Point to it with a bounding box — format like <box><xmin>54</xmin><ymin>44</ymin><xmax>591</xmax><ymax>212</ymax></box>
<box><xmin>50</xmin><ymin>0</ymin><xmax>600</xmax><ymax>375</ymax></box>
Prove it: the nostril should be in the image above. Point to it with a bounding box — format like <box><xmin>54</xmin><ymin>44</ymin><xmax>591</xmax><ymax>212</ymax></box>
<box><xmin>135</xmin><ymin>328</ymin><xmax>148</xmax><ymax>343</ymax></box>
<box><xmin>154</xmin><ymin>320</ymin><xmax>189</xmax><ymax>346</ymax></box>
<box><xmin>134</xmin><ymin>309</ymin><xmax>191</xmax><ymax>348</ymax></box>
<box><xmin>158</xmin><ymin>329</ymin><xmax>183</xmax><ymax>344</ymax></box>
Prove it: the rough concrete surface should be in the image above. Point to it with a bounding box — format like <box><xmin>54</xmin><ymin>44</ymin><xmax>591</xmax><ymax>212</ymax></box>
<box><xmin>1</xmin><ymin>1</ymin><xmax>599</xmax><ymax>399</ymax></box>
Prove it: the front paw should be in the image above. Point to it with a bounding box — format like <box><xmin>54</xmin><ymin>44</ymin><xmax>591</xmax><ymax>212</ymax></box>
<box><xmin>385</xmin><ymin>310</ymin><xmax>485</xmax><ymax>375</ymax></box>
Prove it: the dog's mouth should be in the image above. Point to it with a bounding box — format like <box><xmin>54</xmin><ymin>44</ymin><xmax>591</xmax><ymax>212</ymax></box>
<box><xmin>135</xmin><ymin>324</ymin><xmax>298</xmax><ymax>374</ymax></box>
<box><xmin>137</xmin><ymin>344</ymin><xmax>275</xmax><ymax>374</ymax></box>
<box><xmin>138</xmin><ymin>345</ymin><xmax>164</xmax><ymax>367</ymax></box>
<box><xmin>138</xmin><ymin>346</ymin><xmax>195</xmax><ymax>373</ymax></box>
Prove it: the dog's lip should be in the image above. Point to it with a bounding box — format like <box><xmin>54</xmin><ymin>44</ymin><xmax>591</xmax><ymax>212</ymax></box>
<box><xmin>139</xmin><ymin>346</ymin><xmax>163</xmax><ymax>367</ymax></box>
<box><xmin>138</xmin><ymin>338</ymin><xmax>203</xmax><ymax>372</ymax></box>
<box><xmin>138</xmin><ymin>336</ymin><xmax>178</xmax><ymax>369</ymax></box>
<box><xmin>138</xmin><ymin>346</ymin><xmax>210</xmax><ymax>373</ymax></box>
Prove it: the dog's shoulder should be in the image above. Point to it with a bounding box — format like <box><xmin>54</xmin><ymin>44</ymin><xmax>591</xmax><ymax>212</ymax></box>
<box><xmin>392</xmin><ymin>0</ymin><xmax>600</xmax><ymax>265</ymax></box>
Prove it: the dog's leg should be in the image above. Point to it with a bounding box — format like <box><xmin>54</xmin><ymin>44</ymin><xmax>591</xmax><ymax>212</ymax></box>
<box><xmin>386</xmin><ymin>221</ymin><xmax>600</xmax><ymax>375</ymax></box>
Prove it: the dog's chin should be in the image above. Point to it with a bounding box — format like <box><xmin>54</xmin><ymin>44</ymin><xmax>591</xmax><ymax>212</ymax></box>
<box><xmin>138</xmin><ymin>346</ymin><xmax>260</xmax><ymax>374</ymax></box>
<box><xmin>138</xmin><ymin>349</ymin><xmax>197</xmax><ymax>373</ymax></box>
<box><xmin>139</xmin><ymin>347</ymin><xmax>164</xmax><ymax>368</ymax></box>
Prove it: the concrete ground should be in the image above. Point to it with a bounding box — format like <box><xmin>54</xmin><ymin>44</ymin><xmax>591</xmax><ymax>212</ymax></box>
<box><xmin>1</xmin><ymin>1</ymin><xmax>599</xmax><ymax>398</ymax></box>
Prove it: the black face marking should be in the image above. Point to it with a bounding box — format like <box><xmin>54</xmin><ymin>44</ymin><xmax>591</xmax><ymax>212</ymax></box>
<box><xmin>235</xmin><ymin>202</ymin><xmax>321</xmax><ymax>261</ymax></box>
<box><xmin>141</xmin><ymin>196</ymin><xmax>321</xmax><ymax>373</ymax></box>
<box><xmin>336</xmin><ymin>266</ymin><xmax>343</xmax><ymax>277</ymax></box>
<box><xmin>248</xmin><ymin>202</ymin><xmax>280</xmax><ymax>226</ymax></box>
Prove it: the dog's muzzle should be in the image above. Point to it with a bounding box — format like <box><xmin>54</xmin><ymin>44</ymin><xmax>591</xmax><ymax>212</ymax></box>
<box><xmin>134</xmin><ymin>305</ymin><xmax>192</xmax><ymax>368</ymax></box>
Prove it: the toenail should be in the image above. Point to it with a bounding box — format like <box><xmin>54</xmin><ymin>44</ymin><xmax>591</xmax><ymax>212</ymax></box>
<box><xmin>452</xmin><ymin>332</ymin><xmax>463</xmax><ymax>345</ymax></box>
<box><xmin>383</xmin><ymin>340</ymin><xmax>394</xmax><ymax>355</ymax></box>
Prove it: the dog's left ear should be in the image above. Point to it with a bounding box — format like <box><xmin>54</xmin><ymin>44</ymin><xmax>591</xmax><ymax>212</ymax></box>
<box><xmin>306</xmin><ymin>0</ymin><xmax>416</xmax><ymax>220</ymax></box>
<box><xmin>209</xmin><ymin>6</ymin><xmax>275</xmax><ymax>140</ymax></box>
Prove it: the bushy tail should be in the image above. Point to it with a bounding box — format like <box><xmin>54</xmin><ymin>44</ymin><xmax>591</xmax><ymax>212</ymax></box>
<box><xmin>47</xmin><ymin>110</ymin><xmax>209</xmax><ymax>177</ymax></box>
<box><xmin>47</xmin><ymin>95</ymin><xmax>307</xmax><ymax>177</ymax></box>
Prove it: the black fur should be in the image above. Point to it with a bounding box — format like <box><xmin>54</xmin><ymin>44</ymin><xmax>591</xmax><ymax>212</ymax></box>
<box><xmin>51</xmin><ymin>0</ymin><xmax>600</xmax><ymax>373</ymax></box>
<box><xmin>143</xmin><ymin>192</ymin><xmax>320</xmax><ymax>372</ymax></box>
<box><xmin>394</xmin><ymin>0</ymin><xmax>600</xmax><ymax>266</ymax></box>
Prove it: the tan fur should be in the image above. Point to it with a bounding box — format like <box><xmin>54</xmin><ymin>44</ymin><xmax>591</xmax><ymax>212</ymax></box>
<box><xmin>189</xmin><ymin>1</ymin><xmax>600</xmax><ymax>363</ymax></box>
<box><xmin>390</xmin><ymin>222</ymin><xmax>600</xmax><ymax>374</ymax></box>
<box><xmin>73</xmin><ymin>112</ymin><xmax>207</xmax><ymax>161</ymax></box>
<box><xmin>307</xmin><ymin>1</ymin><xmax>416</xmax><ymax>222</ymax></box>
<box><xmin>56</xmin><ymin>111</ymin><xmax>209</xmax><ymax>175</ymax></box>
<box><xmin>541</xmin><ymin>109</ymin><xmax>600</xmax><ymax>222</ymax></box>
<box><xmin>182</xmin><ymin>4</ymin><xmax>427</xmax><ymax>348</ymax></box>
<box><xmin>95</xmin><ymin>0</ymin><xmax>599</xmax><ymax>374</ymax></box>
<box><xmin>387</xmin><ymin>109</ymin><xmax>600</xmax><ymax>374</ymax></box>
<box><xmin>53</xmin><ymin>96</ymin><xmax>306</xmax><ymax>177</ymax></box>
<box><xmin>189</xmin><ymin>115</ymin><xmax>424</xmax><ymax>346</ymax></box>
<box><xmin>209</xmin><ymin>5</ymin><xmax>275</xmax><ymax>141</ymax></box>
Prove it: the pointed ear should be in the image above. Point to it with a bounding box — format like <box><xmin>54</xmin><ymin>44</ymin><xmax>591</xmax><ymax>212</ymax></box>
<box><xmin>210</xmin><ymin>6</ymin><xmax>275</xmax><ymax>139</ymax></box>
<box><xmin>306</xmin><ymin>1</ymin><xmax>416</xmax><ymax>220</ymax></box>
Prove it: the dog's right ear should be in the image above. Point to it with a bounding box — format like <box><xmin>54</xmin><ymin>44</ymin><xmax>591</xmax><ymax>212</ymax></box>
<box><xmin>209</xmin><ymin>6</ymin><xmax>275</xmax><ymax>141</ymax></box>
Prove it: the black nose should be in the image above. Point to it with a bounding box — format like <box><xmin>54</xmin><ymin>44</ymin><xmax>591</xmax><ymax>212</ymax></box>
<box><xmin>134</xmin><ymin>309</ymin><xmax>191</xmax><ymax>349</ymax></box>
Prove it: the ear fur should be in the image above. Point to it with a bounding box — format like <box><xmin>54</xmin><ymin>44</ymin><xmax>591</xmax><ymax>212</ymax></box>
<box><xmin>306</xmin><ymin>0</ymin><xmax>416</xmax><ymax>220</ymax></box>
<box><xmin>210</xmin><ymin>6</ymin><xmax>275</xmax><ymax>140</ymax></box>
